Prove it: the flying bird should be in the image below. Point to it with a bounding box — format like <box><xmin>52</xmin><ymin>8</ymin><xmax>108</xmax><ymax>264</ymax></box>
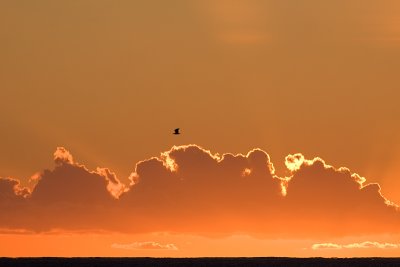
<box><xmin>173</xmin><ymin>128</ymin><xmax>180</xmax><ymax>135</ymax></box>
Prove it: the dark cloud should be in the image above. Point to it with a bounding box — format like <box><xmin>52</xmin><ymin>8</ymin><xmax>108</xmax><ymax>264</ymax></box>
<box><xmin>0</xmin><ymin>177</ymin><xmax>30</xmax><ymax>231</ymax></box>
<box><xmin>119</xmin><ymin>145</ymin><xmax>284</xmax><ymax>233</ymax></box>
<box><xmin>281</xmin><ymin>157</ymin><xmax>399</xmax><ymax>237</ymax></box>
<box><xmin>0</xmin><ymin>145</ymin><xmax>398</xmax><ymax>237</ymax></box>
<box><xmin>3</xmin><ymin>151</ymin><xmax>124</xmax><ymax>232</ymax></box>
<box><xmin>0</xmin><ymin>177</ymin><xmax>29</xmax><ymax>201</ymax></box>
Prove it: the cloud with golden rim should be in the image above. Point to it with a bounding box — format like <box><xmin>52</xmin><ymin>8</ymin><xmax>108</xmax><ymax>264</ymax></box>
<box><xmin>0</xmin><ymin>145</ymin><xmax>398</xmax><ymax>238</ymax></box>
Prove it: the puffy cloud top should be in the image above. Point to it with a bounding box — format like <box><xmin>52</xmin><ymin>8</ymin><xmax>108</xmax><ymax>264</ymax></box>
<box><xmin>53</xmin><ymin>147</ymin><xmax>74</xmax><ymax>165</ymax></box>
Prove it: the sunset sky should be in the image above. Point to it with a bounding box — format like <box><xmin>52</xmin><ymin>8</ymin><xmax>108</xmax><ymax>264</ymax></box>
<box><xmin>1</xmin><ymin>0</ymin><xmax>400</xmax><ymax>257</ymax></box>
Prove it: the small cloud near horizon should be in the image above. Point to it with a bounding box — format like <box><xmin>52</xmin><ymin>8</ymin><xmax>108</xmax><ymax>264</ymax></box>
<box><xmin>111</xmin><ymin>242</ymin><xmax>178</xmax><ymax>250</ymax></box>
<box><xmin>312</xmin><ymin>241</ymin><xmax>400</xmax><ymax>250</ymax></box>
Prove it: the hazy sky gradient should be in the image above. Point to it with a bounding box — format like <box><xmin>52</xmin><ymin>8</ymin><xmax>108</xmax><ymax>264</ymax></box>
<box><xmin>1</xmin><ymin>1</ymin><xmax>400</xmax><ymax>256</ymax></box>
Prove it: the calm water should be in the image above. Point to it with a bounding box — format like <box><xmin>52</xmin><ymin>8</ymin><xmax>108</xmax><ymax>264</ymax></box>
<box><xmin>0</xmin><ymin>258</ymin><xmax>400</xmax><ymax>267</ymax></box>
<box><xmin>1</xmin><ymin>257</ymin><xmax>400</xmax><ymax>267</ymax></box>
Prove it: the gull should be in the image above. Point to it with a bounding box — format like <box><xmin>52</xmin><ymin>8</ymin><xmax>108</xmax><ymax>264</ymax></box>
<box><xmin>173</xmin><ymin>128</ymin><xmax>180</xmax><ymax>135</ymax></box>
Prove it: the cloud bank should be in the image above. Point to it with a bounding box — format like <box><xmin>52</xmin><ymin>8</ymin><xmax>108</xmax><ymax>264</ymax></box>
<box><xmin>312</xmin><ymin>241</ymin><xmax>400</xmax><ymax>250</ymax></box>
<box><xmin>0</xmin><ymin>145</ymin><xmax>398</xmax><ymax>238</ymax></box>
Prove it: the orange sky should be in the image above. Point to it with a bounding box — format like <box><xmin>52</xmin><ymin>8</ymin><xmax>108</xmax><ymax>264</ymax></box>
<box><xmin>1</xmin><ymin>145</ymin><xmax>399</xmax><ymax>256</ymax></box>
<box><xmin>1</xmin><ymin>0</ymin><xmax>400</xmax><ymax>257</ymax></box>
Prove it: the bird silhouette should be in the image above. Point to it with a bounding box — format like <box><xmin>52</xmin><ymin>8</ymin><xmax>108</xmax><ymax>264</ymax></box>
<box><xmin>173</xmin><ymin>128</ymin><xmax>180</xmax><ymax>135</ymax></box>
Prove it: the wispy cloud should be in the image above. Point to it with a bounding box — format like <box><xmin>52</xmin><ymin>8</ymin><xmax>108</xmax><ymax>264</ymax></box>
<box><xmin>111</xmin><ymin>242</ymin><xmax>178</xmax><ymax>251</ymax></box>
<box><xmin>312</xmin><ymin>241</ymin><xmax>400</xmax><ymax>250</ymax></box>
<box><xmin>311</xmin><ymin>243</ymin><xmax>342</xmax><ymax>250</ymax></box>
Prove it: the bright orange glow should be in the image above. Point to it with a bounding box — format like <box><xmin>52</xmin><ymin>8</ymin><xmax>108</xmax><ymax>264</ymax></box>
<box><xmin>285</xmin><ymin>154</ymin><xmax>305</xmax><ymax>172</ymax></box>
<box><xmin>242</xmin><ymin>168</ymin><xmax>252</xmax><ymax>176</ymax></box>
<box><xmin>2</xmin><ymin>232</ymin><xmax>400</xmax><ymax>257</ymax></box>
<box><xmin>160</xmin><ymin>151</ymin><xmax>179</xmax><ymax>172</ymax></box>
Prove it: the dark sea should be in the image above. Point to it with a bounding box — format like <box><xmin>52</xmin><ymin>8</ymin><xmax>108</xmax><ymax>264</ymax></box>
<box><xmin>1</xmin><ymin>258</ymin><xmax>400</xmax><ymax>267</ymax></box>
